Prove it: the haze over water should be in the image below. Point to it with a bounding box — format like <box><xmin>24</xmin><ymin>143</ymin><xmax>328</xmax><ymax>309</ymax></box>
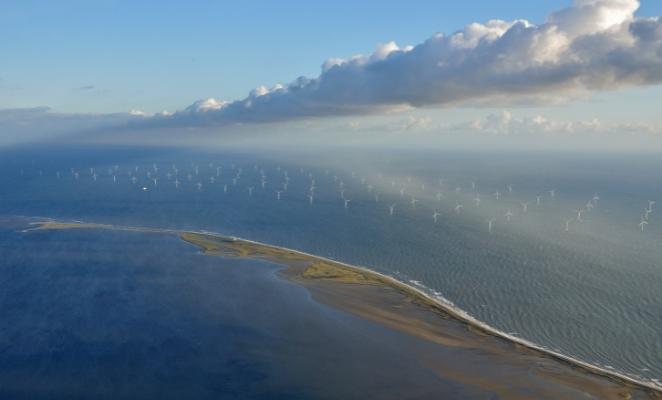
<box><xmin>1</xmin><ymin>145</ymin><xmax>660</xmax><ymax>387</ymax></box>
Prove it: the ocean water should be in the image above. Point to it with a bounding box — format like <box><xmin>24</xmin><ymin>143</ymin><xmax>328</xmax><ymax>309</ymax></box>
<box><xmin>0</xmin><ymin>145</ymin><xmax>661</xmax><ymax>387</ymax></box>
<box><xmin>0</xmin><ymin>219</ymin><xmax>483</xmax><ymax>399</ymax></box>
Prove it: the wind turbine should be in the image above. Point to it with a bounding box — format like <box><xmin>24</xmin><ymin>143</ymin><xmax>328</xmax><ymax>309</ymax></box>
<box><xmin>455</xmin><ymin>203</ymin><xmax>463</xmax><ymax>215</ymax></box>
<box><xmin>436</xmin><ymin>192</ymin><xmax>443</xmax><ymax>201</ymax></box>
<box><xmin>308</xmin><ymin>194</ymin><xmax>314</xmax><ymax>205</ymax></box>
<box><xmin>536</xmin><ymin>195</ymin><xmax>542</xmax><ymax>206</ymax></box>
<box><xmin>473</xmin><ymin>195</ymin><xmax>481</xmax><ymax>207</ymax></box>
<box><xmin>549</xmin><ymin>189</ymin><xmax>556</xmax><ymax>198</ymax></box>
<box><xmin>494</xmin><ymin>190</ymin><xmax>501</xmax><ymax>201</ymax></box>
<box><xmin>223</xmin><ymin>184</ymin><xmax>228</xmax><ymax>193</ymax></box>
<box><xmin>638</xmin><ymin>218</ymin><xmax>648</xmax><ymax>232</ymax></box>
<box><xmin>276</xmin><ymin>190</ymin><xmax>282</xmax><ymax>200</ymax></box>
<box><xmin>389</xmin><ymin>204</ymin><xmax>395</xmax><ymax>216</ymax></box>
<box><xmin>574</xmin><ymin>208</ymin><xmax>583</xmax><ymax>222</ymax></box>
<box><xmin>433</xmin><ymin>210</ymin><xmax>441</xmax><ymax>223</ymax></box>
<box><xmin>174</xmin><ymin>179</ymin><xmax>180</xmax><ymax>189</ymax></box>
<box><xmin>505</xmin><ymin>209</ymin><xmax>514</xmax><ymax>223</ymax></box>
<box><xmin>564</xmin><ymin>218</ymin><xmax>571</xmax><ymax>232</ymax></box>
<box><xmin>344</xmin><ymin>199</ymin><xmax>351</xmax><ymax>209</ymax></box>
<box><xmin>585</xmin><ymin>201</ymin><xmax>594</xmax><ymax>211</ymax></box>
<box><xmin>196</xmin><ymin>182</ymin><xmax>203</xmax><ymax>191</ymax></box>
<box><xmin>507</xmin><ymin>184</ymin><xmax>513</xmax><ymax>193</ymax></box>
<box><xmin>410</xmin><ymin>197</ymin><xmax>419</xmax><ymax>209</ymax></box>
<box><xmin>521</xmin><ymin>202</ymin><xmax>528</xmax><ymax>213</ymax></box>
<box><xmin>488</xmin><ymin>218</ymin><xmax>496</xmax><ymax>234</ymax></box>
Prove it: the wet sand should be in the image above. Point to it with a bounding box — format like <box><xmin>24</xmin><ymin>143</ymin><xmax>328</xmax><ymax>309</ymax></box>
<box><xmin>31</xmin><ymin>220</ymin><xmax>662</xmax><ymax>399</ymax></box>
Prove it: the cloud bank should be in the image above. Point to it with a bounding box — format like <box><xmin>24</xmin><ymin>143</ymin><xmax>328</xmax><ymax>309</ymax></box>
<box><xmin>154</xmin><ymin>0</ymin><xmax>662</xmax><ymax>126</ymax></box>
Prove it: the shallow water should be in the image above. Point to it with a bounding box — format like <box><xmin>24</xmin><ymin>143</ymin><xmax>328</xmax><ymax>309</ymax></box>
<box><xmin>0</xmin><ymin>145</ymin><xmax>660</xmax><ymax>386</ymax></box>
<box><xmin>0</xmin><ymin>221</ymin><xmax>489</xmax><ymax>399</ymax></box>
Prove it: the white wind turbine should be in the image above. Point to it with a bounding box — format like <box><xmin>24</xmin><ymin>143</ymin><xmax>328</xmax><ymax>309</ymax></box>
<box><xmin>433</xmin><ymin>210</ymin><xmax>441</xmax><ymax>223</ymax></box>
<box><xmin>488</xmin><ymin>218</ymin><xmax>496</xmax><ymax>234</ymax></box>
<box><xmin>276</xmin><ymin>190</ymin><xmax>282</xmax><ymax>200</ymax></box>
<box><xmin>308</xmin><ymin>194</ymin><xmax>314</xmax><ymax>205</ymax></box>
<box><xmin>536</xmin><ymin>195</ymin><xmax>542</xmax><ymax>206</ymax></box>
<box><xmin>520</xmin><ymin>202</ymin><xmax>528</xmax><ymax>213</ymax></box>
<box><xmin>473</xmin><ymin>195</ymin><xmax>481</xmax><ymax>207</ymax></box>
<box><xmin>196</xmin><ymin>182</ymin><xmax>203</xmax><ymax>191</ymax></box>
<box><xmin>494</xmin><ymin>190</ymin><xmax>501</xmax><ymax>201</ymax></box>
<box><xmin>223</xmin><ymin>184</ymin><xmax>228</xmax><ymax>193</ymax></box>
<box><xmin>389</xmin><ymin>204</ymin><xmax>395</xmax><ymax>216</ymax></box>
<box><xmin>638</xmin><ymin>218</ymin><xmax>648</xmax><ymax>232</ymax></box>
<box><xmin>410</xmin><ymin>197</ymin><xmax>419</xmax><ymax>209</ymax></box>
<box><xmin>455</xmin><ymin>203</ymin><xmax>463</xmax><ymax>215</ymax></box>
<box><xmin>574</xmin><ymin>208</ymin><xmax>583</xmax><ymax>222</ymax></box>
<box><xmin>505</xmin><ymin>209</ymin><xmax>514</xmax><ymax>222</ymax></box>
<box><xmin>344</xmin><ymin>199</ymin><xmax>351</xmax><ymax>209</ymax></box>
<box><xmin>564</xmin><ymin>218</ymin><xmax>571</xmax><ymax>233</ymax></box>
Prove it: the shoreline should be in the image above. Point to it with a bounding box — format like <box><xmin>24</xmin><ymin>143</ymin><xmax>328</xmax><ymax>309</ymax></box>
<box><xmin>25</xmin><ymin>217</ymin><xmax>662</xmax><ymax>397</ymax></box>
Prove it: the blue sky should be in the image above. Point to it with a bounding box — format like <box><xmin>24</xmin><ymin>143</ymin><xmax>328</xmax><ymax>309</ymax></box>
<box><xmin>2</xmin><ymin>0</ymin><xmax>662</xmax><ymax>149</ymax></box>
<box><xmin>2</xmin><ymin>0</ymin><xmax>661</xmax><ymax>114</ymax></box>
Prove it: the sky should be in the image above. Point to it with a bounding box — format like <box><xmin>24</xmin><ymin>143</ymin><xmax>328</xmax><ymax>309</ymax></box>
<box><xmin>1</xmin><ymin>0</ymin><xmax>662</xmax><ymax>148</ymax></box>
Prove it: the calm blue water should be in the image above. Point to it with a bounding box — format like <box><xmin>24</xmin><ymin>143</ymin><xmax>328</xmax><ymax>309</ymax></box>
<box><xmin>0</xmin><ymin>218</ymin><xmax>481</xmax><ymax>399</ymax></box>
<box><xmin>1</xmin><ymin>145</ymin><xmax>661</xmax><ymax>386</ymax></box>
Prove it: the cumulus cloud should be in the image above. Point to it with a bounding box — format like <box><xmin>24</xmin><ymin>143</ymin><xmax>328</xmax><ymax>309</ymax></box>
<box><xmin>152</xmin><ymin>0</ymin><xmax>662</xmax><ymax>127</ymax></box>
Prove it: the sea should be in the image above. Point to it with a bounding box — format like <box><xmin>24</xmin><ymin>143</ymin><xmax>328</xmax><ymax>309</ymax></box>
<box><xmin>0</xmin><ymin>144</ymin><xmax>660</xmax><ymax>392</ymax></box>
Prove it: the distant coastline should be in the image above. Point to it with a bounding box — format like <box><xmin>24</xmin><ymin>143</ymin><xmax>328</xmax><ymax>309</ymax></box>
<box><xmin>26</xmin><ymin>217</ymin><xmax>662</xmax><ymax>399</ymax></box>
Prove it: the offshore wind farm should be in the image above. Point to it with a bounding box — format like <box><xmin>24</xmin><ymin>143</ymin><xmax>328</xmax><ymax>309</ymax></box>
<box><xmin>2</xmin><ymin>146</ymin><xmax>662</xmax><ymax>396</ymax></box>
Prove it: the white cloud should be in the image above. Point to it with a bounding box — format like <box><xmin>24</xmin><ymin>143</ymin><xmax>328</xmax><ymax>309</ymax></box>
<box><xmin>453</xmin><ymin>110</ymin><xmax>660</xmax><ymax>137</ymax></box>
<box><xmin>148</xmin><ymin>0</ymin><xmax>662</xmax><ymax>127</ymax></box>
